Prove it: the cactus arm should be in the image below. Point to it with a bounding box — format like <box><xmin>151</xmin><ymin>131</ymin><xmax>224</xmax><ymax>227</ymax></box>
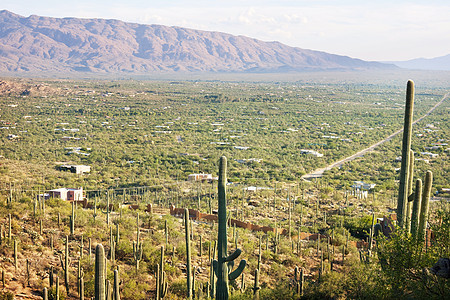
<box><xmin>228</xmin><ymin>260</ymin><xmax>246</xmax><ymax>281</ymax></box>
<box><xmin>225</xmin><ymin>249</ymin><xmax>242</xmax><ymax>262</ymax></box>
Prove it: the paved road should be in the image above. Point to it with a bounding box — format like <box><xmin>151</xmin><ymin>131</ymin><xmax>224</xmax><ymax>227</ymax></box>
<box><xmin>301</xmin><ymin>92</ymin><xmax>449</xmax><ymax>181</ymax></box>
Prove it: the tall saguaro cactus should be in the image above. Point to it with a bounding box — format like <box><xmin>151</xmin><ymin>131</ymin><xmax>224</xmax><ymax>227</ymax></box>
<box><xmin>184</xmin><ymin>209</ymin><xmax>192</xmax><ymax>299</ymax></box>
<box><xmin>397</xmin><ymin>80</ymin><xmax>415</xmax><ymax>228</ymax></box>
<box><xmin>213</xmin><ymin>156</ymin><xmax>246</xmax><ymax>300</ymax></box>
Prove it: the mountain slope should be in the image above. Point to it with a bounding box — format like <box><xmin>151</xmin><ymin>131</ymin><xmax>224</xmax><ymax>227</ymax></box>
<box><xmin>0</xmin><ymin>10</ymin><xmax>396</xmax><ymax>73</ymax></box>
<box><xmin>389</xmin><ymin>54</ymin><xmax>450</xmax><ymax>71</ymax></box>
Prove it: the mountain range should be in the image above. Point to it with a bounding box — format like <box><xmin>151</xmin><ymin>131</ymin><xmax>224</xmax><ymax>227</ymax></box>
<box><xmin>387</xmin><ymin>55</ymin><xmax>450</xmax><ymax>71</ymax></box>
<box><xmin>0</xmin><ymin>10</ymin><xmax>402</xmax><ymax>74</ymax></box>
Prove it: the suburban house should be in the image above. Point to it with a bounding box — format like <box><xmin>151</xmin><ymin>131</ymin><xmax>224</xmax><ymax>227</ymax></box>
<box><xmin>352</xmin><ymin>181</ymin><xmax>376</xmax><ymax>190</ymax></box>
<box><xmin>187</xmin><ymin>174</ymin><xmax>217</xmax><ymax>182</ymax></box>
<box><xmin>59</xmin><ymin>164</ymin><xmax>91</xmax><ymax>175</ymax></box>
<box><xmin>300</xmin><ymin>149</ymin><xmax>324</xmax><ymax>157</ymax></box>
<box><xmin>420</xmin><ymin>152</ymin><xmax>439</xmax><ymax>158</ymax></box>
<box><xmin>49</xmin><ymin>187</ymin><xmax>84</xmax><ymax>201</ymax></box>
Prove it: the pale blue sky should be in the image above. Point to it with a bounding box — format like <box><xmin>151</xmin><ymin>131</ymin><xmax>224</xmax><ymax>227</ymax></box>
<box><xmin>3</xmin><ymin>0</ymin><xmax>449</xmax><ymax>61</ymax></box>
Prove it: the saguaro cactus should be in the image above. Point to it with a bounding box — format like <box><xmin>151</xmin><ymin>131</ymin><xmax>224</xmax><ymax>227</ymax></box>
<box><xmin>213</xmin><ymin>156</ymin><xmax>246</xmax><ymax>300</ymax></box>
<box><xmin>410</xmin><ymin>179</ymin><xmax>422</xmax><ymax>238</ymax></box>
<box><xmin>406</xmin><ymin>150</ymin><xmax>415</xmax><ymax>232</ymax></box>
<box><xmin>252</xmin><ymin>269</ymin><xmax>260</xmax><ymax>300</ymax></box>
<box><xmin>59</xmin><ymin>236</ymin><xmax>70</xmax><ymax>295</ymax></box>
<box><xmin>70</xmin><ymin>201</ymin><xmax>75</xmax><ymax>236</ymax></box>
<box><xmin>113</xmin><ymin>269</ymin><xmax>120</xmax><ymax>300</ymax></box>
<box><xmin>95</xmin><ymin>244</ymin><xmax>106</xmax><ymax>300</ymax></box>
<box><xmin>156</xmin><ymin>246</ymin><xmax>168</xmax><ymax>299</ymax></box>
<box><xmin>43</xmin><ymin>287</ymin><xmax>48</xmax><ymax>300</ymax></box>
<box><xmin>133</xmin><ymin>214</ymin><xmax>143</xmax><ymax>273</ymax></box>
<box><xmin>13</xmin><ymin>239</ymin><xmax>18</xmax><ymax>270</ymax></box>
<box><xmin>418</xmin><ymin>171</ymin><xmax>433</xmax><ymax>241</ymax></box>
<box><xmin>397</xmin><ymin>80</ymin><xmax>415</xmax><ymax>228</ymax></box>
<box><xmin>184</xmin><ymin>209</ymin><xmax>192</xmax><ymax>299</ymax></box>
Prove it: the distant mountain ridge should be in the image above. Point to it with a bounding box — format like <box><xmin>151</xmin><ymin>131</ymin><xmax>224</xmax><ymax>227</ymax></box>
<box><xmin>0</xmin><ymin>10</ymin><xmax>397</xmax><ymax>74</ymax></box>
<box><xmin>388</xmin><ymin>54</ymin><xmax>450</xmax><ymax>71</ymax></box>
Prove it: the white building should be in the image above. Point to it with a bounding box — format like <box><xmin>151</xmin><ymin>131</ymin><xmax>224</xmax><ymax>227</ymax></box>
<box><xmin>352</xmin><ymin>181</ymin><xmax>376</xmax><ymax>190</ymax></box>
<box><xmin>49</xmin><ymin>187</ymin><xmax>84</xmax><ymax>201</ymax></box>
<box><xmin>188</xmin><ymin>174</ymin><xmax>217</xmax><ymax>182</ymax></box>
<box><xmin>300</xmin><ymin>149</ymin><xmax>324</xmax><ymax>157</ymax></box>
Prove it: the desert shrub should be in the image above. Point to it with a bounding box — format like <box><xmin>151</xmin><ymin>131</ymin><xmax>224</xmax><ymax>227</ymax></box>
<box><xmin>375</xmin><ymin>208</ymin><xmax>450</xmax><ymax>299</ymax></box>
<box><xmin>169</xmin><ymin>278</ymin><xmax>188</xmax><ymax>298</ymax></box>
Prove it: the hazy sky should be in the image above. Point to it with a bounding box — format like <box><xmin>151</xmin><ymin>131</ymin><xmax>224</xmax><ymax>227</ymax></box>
<box><xmin>3</xmin><ymin>0</ymin><xmax>450</xmax><ymax>61</ymax></box>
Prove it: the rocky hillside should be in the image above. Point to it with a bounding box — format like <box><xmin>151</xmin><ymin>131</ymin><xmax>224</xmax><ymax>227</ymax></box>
<box><xmin>0</xmin><ymin>10</ymin><xmax>396</xmax><ymax>74</ymax></box>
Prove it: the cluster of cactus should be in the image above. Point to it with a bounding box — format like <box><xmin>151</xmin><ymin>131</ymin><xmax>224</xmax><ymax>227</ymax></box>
<box><xmin>395</xmin><ymin>80</ymin><xmax>434</xmax><ymax>241</ymax></box>
<box><xmin>293</xmin><ymin>266</ymin><xmax>304</xmax><ymax>296</ymax></box>
<box><xmin>412</xmin><ymin>171</ymin><xmax>433</xmax><ymax>241</ymax></box>
<box><xmin>212</xmin><ymin>156</ymin><xmax>246</xmax><ymax>300</ymax></box>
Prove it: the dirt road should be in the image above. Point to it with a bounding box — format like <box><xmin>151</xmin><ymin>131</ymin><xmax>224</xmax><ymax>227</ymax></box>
<box><xmin>301</xmin><ymin>92</ymin><xmax>449</xmax><ymax>181</ymax></box>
